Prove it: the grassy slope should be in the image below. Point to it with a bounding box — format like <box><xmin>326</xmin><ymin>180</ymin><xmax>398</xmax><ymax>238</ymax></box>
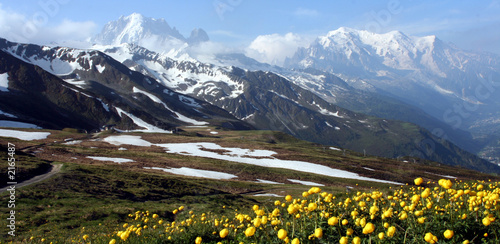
<box><xmin>0</xmin><ymin>127</ymin><xmax>498</xmax><ymax>243</ymax></box>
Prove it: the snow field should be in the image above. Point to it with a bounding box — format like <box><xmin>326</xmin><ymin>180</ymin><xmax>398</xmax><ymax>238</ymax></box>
<box><xmin>104</xmin><ymin>135</ymin><xmax>401</xmax><ymax>185</ymax></box>
<box><xmin>0</xmin><ymin>129</ymin><xmax>51</xmax><ymax>140</ymax></box>
<box><xmin>87</xmin><ymin>156</ymin><xmax>134</xmax><ymax>164</ymax></box>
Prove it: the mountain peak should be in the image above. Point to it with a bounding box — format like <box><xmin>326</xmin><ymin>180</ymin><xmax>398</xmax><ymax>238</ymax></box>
<box><xmin>188</xmin><ymin>28</ymin><xmax>210</xmax><ymax>44</ymax></box>
<box><xmin>93</xmin><ymin>13</ymin><xmax>209</xmax><ymax>53</ymax></box>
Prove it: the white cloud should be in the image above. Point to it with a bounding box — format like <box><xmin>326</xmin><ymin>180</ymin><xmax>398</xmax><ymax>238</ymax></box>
<box><xmin>0</xmin><ymin>4</ymin><xmax>96</xmax><ymax>45</ymax></box>
<box><xmin>245</xmin><ymin>32</ymin><xmax>311</xmax><ymax>66</ymax></box>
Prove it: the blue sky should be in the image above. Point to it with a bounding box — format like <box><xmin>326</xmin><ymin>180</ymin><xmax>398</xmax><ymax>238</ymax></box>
<box><xmin>0</xmin><ymin>0</ymin><xmax>499</xmax><ymax>57</ymax></box>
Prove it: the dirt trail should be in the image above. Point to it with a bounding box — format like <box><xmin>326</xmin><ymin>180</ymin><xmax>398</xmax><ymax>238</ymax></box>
<box><xmin>0</xmin><ymin>164</ymin><xmax>62</xmax><ymax>193</ymax></box>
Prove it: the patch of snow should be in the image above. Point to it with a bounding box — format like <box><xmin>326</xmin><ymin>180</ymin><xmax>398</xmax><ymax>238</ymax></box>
<box><xmin>256</xmin><ymin>179</ymin><xmax>283</xmax><ymax>184</ymax></box>
<box><xmin>0</xmin><ymin>129</ymin><xmax>50</xmax><ymax>140</ymax></box>
<box><xmin>0</xmin><ymin>73</ymin><xmax>10</xmax><ymax>92</ymax></box>
<box><xmin>96</xmin><ymin>98</ymin><xmax>110</xmax><ymax>112</ymax></box>
<box><xmin>363</xmin><ymin>167</ymin><xmax>375</xmax><ymax>171</ymax></box>
<box><xmin>210</xmin><ymin>131</ymin><xmax>219</xmax><ymax>134</ymax></box>
<box><xmin>144</xmin><ymin>166</ymin><xmax>237</xmax><ymax>180</ymax></box>
<box><xmin>253</xmin><ymin>193</ymin><xmax>283</xmax><ymax>197</ymax></box>
<box><xmin>64</xmin><ymin>79</ymin><xmax>86</xmax><ymax>89</ymax></box>
<box><xmin>0</xmin><ymin>110</ymin><xmax>17</xmax><ymax>118</ymax></box>
<box><xmin>329</xmin><ymin>147</ymin><xmax>342</xmax><ymax>151</ymax></box>
<box><xmin>288</xmin><ymin>179</ymin><xmax>325</xmax><ymax>186</ymax></box>
<box><xmin>133</xmin><ymin>87</ymin><xmax>208</xmax><ymax>125</ymax></box>
<box><xmin>105</xmin><ymin>136</ymin><xmax>401</xmax><ymax>184</ymax></box>
<box><xmin>95</xmin><ymin>64</ymin><xmax>106</xmax><ymax>73</ymax></box>
<box><xmin>64</xmin><ymin>140</ymin><xmax>82</xmax><ymax>145</ymax></box>
<box><xmin>115</xmin><ymin>107</ymin><xmax>172</xmax><ymax>133</ymax></box>
<box><xmin>103</xmin><ymin>135</ymin><xmax>153</xmax><ymax>147</ymax></box>
<box><xmin>87</xmin><ymin>156</ymin><xmax>134</xmax><ymax>164</ymax></box>
<box><xmin>335</xmin><ymin>126</ymin><xmax>341</xmax><ymax>130</ymax></box>
<box><xmin>179</xmin><ymin>95</ymin><xmax>202</xmax><ymax>108</ymax></box>
<box><xmin>118</xmin><ymin>147</ymin><xmax>128</xmax><ymax>151</ymax></box>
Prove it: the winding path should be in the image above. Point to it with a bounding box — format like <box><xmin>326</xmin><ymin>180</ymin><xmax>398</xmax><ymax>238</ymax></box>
<box><xmin>0</xmin><ymin>164</ymin><xmax>62</xmax><ymax>193</ymax></box>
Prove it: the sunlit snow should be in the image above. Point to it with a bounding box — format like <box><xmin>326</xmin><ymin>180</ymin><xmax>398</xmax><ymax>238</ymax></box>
<box><xmin>0</xmin><ymin>73</ymin><xmax>9</xmax><ymax>92</ymax></box>
<box><xmin>115</xmin><ymin>107</ymin><xmax>172</xmax><ymax>133</ymax></box>
<box><xmin>0</xmin><ymin>129</ymin><xmax>50</xmax><ymax>140</ymax></box>
<box><xmin>144</xmin><ymin>166</ymin><xmax>237</xmax><ymax>180</ymax></box>
<box><xmin>87</xmin><ymin>156</ymin><xmax>134</xmax><ymax>164</ymax></box>
<box><xmin>104</xmin><ymin>135</ymin><xmax>401</xmax><ymax>184</ymax></box>
<box><xmin>288</xmin><ymin>179</ymin><xmax>325</xmax><ymax>186</ymax></box>
<box><xmin>133</xmin><ymin>87</ymin><xmax>208</xmax><ymax>125</ymax></box>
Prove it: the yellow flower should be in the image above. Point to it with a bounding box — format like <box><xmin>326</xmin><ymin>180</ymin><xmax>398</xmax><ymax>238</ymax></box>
<box><xmin>443</xmin><ymin>229</ymin><xmax>454</xmax><ymax>239</ymax></box>
<box><xmin>417</xmin><ymin>217</ymin><xmax>426</xmax><ymax>224</ymax></box>
<box><xmin>253</xmin><ymin>217</ymin><xmax>262</xmax><ymax>227</ymax></box>
<box><xmin>339</xmin><ymin>236</ymin><xmax>349</xmax><ymax>244</ymax></box>
<box><xmin>285</xmin><ymin>195</ymin><xmax>293</xmax><ymax>202</ymax></box>
<box><xmin>245</xmin><ymin>226</ymin><xmax>256</xmax><ymax>237</ymax></box>
<box><xmin>308</xmin><ymin>202</ymin><xmax>318</xmax><ymax>211</ymax></box>
<box><xmin>291</xmin><ymin>238</ymin><xmax>300</xmax><ymax>244</ymax></box>
<box><xmin>362</xmin><ymin>222</ymin><xmax>375</xmax><ymax>234</ymax></box>
<box><xmin>152</xmin><ymin>213</ymin><xmax>159</xmax><ymax>218</ymax></box>
<box><xmin>342</xmin><ymin>219</ymin><xmax>349</xmax><ymax>225</ymax></box>
<box><xmin>195</xmin><ymin>236</ymin><xmax>202</xmax><ymax>244</ymax></box>
<box><xmin>352</xmin><ymin>236</ymin><xmax>361</xmax><ymax>244</ymax></box>
<box><xmin>314</xmin><ymin>228</ymin><xmax>323</xmax><ymax>238</ymax></box>
<box><xmin>346</xmin><ymin>228</ymin><xmax>354</xmax><ymax>236</ymax></box>
<box><xmin>439</xmin><ymin>179</ymin><xmax>453</xmax><ymax>189</ymax></box>
<box><xmin>399</xmin><ymin>211</ymin><xmax>408</xmax><ymax>220</ymax></box>
<box><xmin>482</xmin><ymin>217</ymin><xmax>491</xmax><ymax>226</ymax></box>
<box><xmin>386</xmin><ymin>226</ymin><xmax>396</xmax><ymax>237</ymax></box>
<box><xmin>220</xmin><ymin>228</ymin><xmax>229</xmax><ymax>238</ymax></box>
<box><xmin>414</xmin><ymin>177</ymin><xmax>424</xmax><ymax>186</ymax></box>
<box><xmin>424</xmin><ymin>232</ymin><xmax>438</xmax><ymax>243</ymax></box>
<box><xmin>462</xmin><ymin>240</ymin><xmax>470</xmax><ymax>244</ymax></box>
<box><xmin>109</xmin><ymin>239</ymin><xmax>116</xmax><ymax>244</ymax></box>
<box><xmin>83</xmin><ymin>235</ymin><xmax>89</xmax><ymax>241</ymax></box>
<box><xmin>278</xmin><ymin>229</ymin><xmax>288</xmax><ymax>240</ymax></box>
<box><xmin>328</xmin><ymin>216</ymin><xmax>339</xmax><ymax>225</ymax></box>
<box><xmin>378</xmin><ymin>232</ymin><xmax>385</xmax><ymax>240</ymax></box>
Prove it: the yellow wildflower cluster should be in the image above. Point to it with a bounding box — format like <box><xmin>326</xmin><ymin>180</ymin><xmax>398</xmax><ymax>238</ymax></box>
<box><xmin>101</xmin><ymin>179</ymin><xmax>499</xmax><ymax>243</ymax></box>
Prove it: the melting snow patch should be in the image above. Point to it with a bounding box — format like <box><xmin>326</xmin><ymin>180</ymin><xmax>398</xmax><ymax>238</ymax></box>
<box><xmin>329</xmin><ymin>147</ymin><xmax>342</xmax><ymax>151</ymax></box>
<box><xmin>87</xmin><ymin>156</ymin><xmax>134</xmax><ymax>164</ymax></box>
<box><xmin>64</xmin><ymin>140</ymin><xmax>82</xmax><ymax>145</ymax></box>
<box><xmin>103</xmin><ymin>135</ymin><xmax>153</xmax><ymax>147</ymax></box>
<box><xmin>104</xmin><ymin>136</ymin><xmax>401</xmax><ymax>184</ymax></box>
<box><xmin>210</xmin><ymin>131</ymin><xmax>219</xmax><ymax>135</ymax></box>
<box><xmin>144</xmin><ymin>166</ymin><xmax>237</xmax><ymax>180</ymax></box>
<box><xmin>256</xmin><ymin>179</ymin><xmax>283</xmax><ymax>184</ymax></box>
<box><xmin>118</xmin><ymin>147</ymin><xmax>128</xmax><ymax>151</ymax></box>
<box><xmin>253</xmin><ymin>193</ymin><xmax>283</xmax><ymax>197</ymax></box>
<box><xmin>133</xmin><ymin>87</ymin><xmax>208</xmax><ymax>126</ymax></box>
<box><xmin>0</xmin><ymin>73</ymin><xmax>9</xmax><ymax>92</ymax></box>
<box><xmin>95</xmin><ymin>64</ymin><xmax>106</xmax><ymax>73</ymax></box>
<box><xmin>0</xmin><ymin>110</ymin><xmax>16</xmax><ymax>118</ymax></box>
<box><xmin>0</xmin><ymin>129</ymin><xmax>50</xmax><ymax>140</ymax></box>
<box><xmin>115</xmin><ymin>107</ymin><xmax>172</xmax><ymax>133</ymax></box>
<box><xmin>288</xmin><ymin>179</ymin><xmax>325</xmax><ymax>186</ymax></box>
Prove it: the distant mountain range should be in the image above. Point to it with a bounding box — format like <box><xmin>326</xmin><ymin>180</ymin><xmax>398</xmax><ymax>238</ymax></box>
<box><xmin>284</xmin><ymin>27</ymin><xmax>500</xmax><ymax>163</ymax></box>
<box><xmin>1</xmin><ymin>13</ymin><xmax>499</xmax><ymax>173</ymax></box>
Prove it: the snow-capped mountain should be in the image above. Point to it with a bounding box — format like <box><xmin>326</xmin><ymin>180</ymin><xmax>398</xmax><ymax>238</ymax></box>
<box><xmin>0</xmin><ymin>38</ymin><xmax>249</xmax><ymax>131</ymax></box>
<box><xmin>86</xmin><ymin>41</ymin><xmax>500</xmax><ymax>173</ymax></box>
<box><xmin>285</xmin><ymin>27</ymin><xmax>500</xmax><ymax>131</ymax></box>
<box><xmin>92</xmin><ymin>13</ymin><xmax>209</xmax><ymax>53</ymax></box>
